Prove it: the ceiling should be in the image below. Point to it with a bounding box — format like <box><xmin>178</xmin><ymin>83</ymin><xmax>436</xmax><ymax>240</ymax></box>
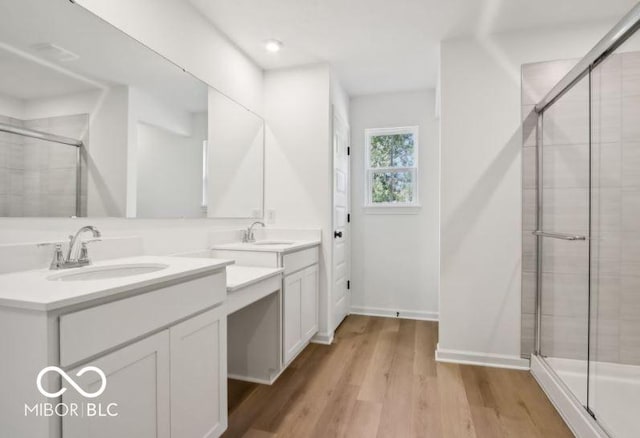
<box><xmin>0</xmin><ymin>0</ymin><xmax>207</xmax><ymax>111</ymax></box>
<box><xmin>188</xmin><ymin>0</ymin><xmax>638</xmax><ymax>95</ymax></box>
<box><xmin>0</xmin><ymin>48</ymin><xmax>97</xmax><ymax>100</ymax></box>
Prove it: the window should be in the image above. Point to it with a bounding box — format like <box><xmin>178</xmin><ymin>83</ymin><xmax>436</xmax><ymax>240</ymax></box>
<box><xmin>364</xmin><ymin>126</ymin><xmax>419</xmax><ymax>207</ymax></box>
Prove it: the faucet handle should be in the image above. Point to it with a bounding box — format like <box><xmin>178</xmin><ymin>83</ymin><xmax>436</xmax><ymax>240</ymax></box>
<box><xmin>78</xmin><ymin>239</ymin><xmax>101</xmax><ymax>265</ymax></box>
<box><xmin>49</xmin><ymin>244</ymin><xmax>65</xmax><ymax>270</ymax></box>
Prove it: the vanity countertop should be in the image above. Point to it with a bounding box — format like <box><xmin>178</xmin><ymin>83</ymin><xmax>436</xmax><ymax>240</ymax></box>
<box><xmin>226</xmin><ymin>265</ymin><xmax>284</xmax><ymax>292</ymax></box>
<box><xmin>211</xmin><ymin>239</ymin><xmax>321</xmax><ymax>254</ymax></box>
<box><xmin>0</xmin><ymin>256</ymin><xmax>233</xmax><ymax>312</ymax></box>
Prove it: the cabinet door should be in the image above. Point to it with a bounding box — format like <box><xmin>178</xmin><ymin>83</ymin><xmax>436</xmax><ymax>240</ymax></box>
<box><xmin>283</xmin><ymin>271</ymin><xmax>303</xmax><ymax>364</ymax></box>
<box><xmin>170</xmin><ymin>306</ymin><xmax>227</xmax><ymax>438</ymax></box>
<box><xmin>301</xmin><ymin>264</ymin><xmax>319</xmax><ymax>341</ymax></box>
<box><xmin>62</xmin><ymin>331</ymin><xmax>170</xmax><ymax>438</ymax></box>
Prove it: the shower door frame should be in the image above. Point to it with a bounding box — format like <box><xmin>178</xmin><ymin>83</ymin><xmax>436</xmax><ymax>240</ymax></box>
<box><xmin>531</xmin><ymin>3</ymin><xmax>640</xmax><ymax>437</ymax></box>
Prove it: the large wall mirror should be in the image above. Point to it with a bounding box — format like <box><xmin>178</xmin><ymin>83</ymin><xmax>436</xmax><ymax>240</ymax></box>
<box><xmin>0</xmin><ymin>0</ymin><xmax>264</xmax><ymax>219</ymax></box>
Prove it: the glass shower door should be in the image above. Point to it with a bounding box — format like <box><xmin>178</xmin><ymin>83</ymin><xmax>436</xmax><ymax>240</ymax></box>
<box><xmin>588</xmin><ymin>30</ymin><xmax>640</xmax><ymax>438</ymax></box>
<box><xmin>538</xmin><ymin>73</ymin><xmax>591</xmax><ymax>406</ymax></box>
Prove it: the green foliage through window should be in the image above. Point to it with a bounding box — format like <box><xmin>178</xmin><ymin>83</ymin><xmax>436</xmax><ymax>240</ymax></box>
<box><xmin>369</xmin><ymin>134</ymin><xmax>415</xmax><ymax>168</ymax></box>
<box><xmin>366</xmin><ymin>129</ymin><xmax>417</xmax><ymax>205</ymax></box>
<box><xmin>372</xmin><ymin>171</ymin><xmax>414</xmax><ymax>203</ymax></box>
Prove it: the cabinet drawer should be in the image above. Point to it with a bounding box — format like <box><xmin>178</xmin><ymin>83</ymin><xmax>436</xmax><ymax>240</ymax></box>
<box><xmin>282</xmin><ymin>247</ymin><xmax>319</xmax><ymax>275</ymax></box>
<box><xmin>59</xmin><ymin>271</ymin><xmax>226</xmax><ymax>367</ymax></box>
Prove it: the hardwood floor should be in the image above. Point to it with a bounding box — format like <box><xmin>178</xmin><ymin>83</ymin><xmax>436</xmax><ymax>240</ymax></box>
<box><xmin>223</xmin><ymin>315</ymin><xmax>573</xmax><ymax>438</ymax></box>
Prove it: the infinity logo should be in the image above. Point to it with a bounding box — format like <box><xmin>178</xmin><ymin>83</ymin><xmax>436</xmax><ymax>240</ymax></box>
<box><xmin>36</xmin><ymin>366</ymin><xmax>107</xmax><ymax>399</ymax></box>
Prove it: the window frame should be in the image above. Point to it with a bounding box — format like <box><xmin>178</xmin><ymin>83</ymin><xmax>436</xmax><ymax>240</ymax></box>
<box><xmin>364</xmin><ymin>126</ymin><xmax>420</xmax><ymax>208</ymax></box>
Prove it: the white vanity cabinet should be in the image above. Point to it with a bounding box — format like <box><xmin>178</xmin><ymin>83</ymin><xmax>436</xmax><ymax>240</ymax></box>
<box><xmin>61</xmin><ymin>289</ymin><xmax>227</xmax><ymax>438</ymax></box>
<box><xmin>62</xmin><ymin>331</ymin><xmax>172</xmax><ymax>438</ymax></box>
<box><xmin>63</xmin><ymin>306</ymin><xmax>227</xmax><ymax>438</ymax></box>
<box><xmin>211</xmin><ymin>243</ymin><xmax>320</xmax><ymax>367</ymax></box>
<box><xmin>0</xmin><ymin>257</ymin><xmax>230</xmax><ymax>438</ymax></box>
<box><xmin>282</xmin><ymin>249</ymin><xmax>319</xmax><ymax>365</ymax></box>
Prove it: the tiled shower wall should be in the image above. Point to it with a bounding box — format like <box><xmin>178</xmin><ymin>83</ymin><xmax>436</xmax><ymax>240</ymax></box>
<box><xmin>0</xmin><ymin>114</ymin><xmax>88</xmax><ymax>217</ymax></box>
<box><xmin>522</xmin><ymin>53</ymin><xmax>640</xmax><ymax>366</ymax></box>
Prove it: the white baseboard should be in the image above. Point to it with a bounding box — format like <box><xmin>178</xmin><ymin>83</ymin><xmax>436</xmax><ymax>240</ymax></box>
<box><xmin>530</xmin><ymin>355</ymin><xmax>608</xmax><ymax>438</ymax></box>
<box><xmin>311</xmin><ymin>331</ymin><xmax>334</xmax><ymax>345</ymax></box>
<box><xmin>350</xmin><ymin>306</ymin><xmax>439</xmax><ymax>321</ymax></box>
<box><xmin>228</xmin><ymin>372</ymin><xmax>278</xmax><ymax>386</ymax></box>
<box><xmin>435</xmin><ymin>345</ymin><xmax>530</xmax><ymax>370</ymax></box>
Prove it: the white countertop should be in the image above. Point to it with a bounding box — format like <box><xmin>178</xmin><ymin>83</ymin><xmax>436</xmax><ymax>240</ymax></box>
<box><xmin>226</xmin><ymin>265</ymin><xmax>284</xmax><ymax>292</ymax></box>
<box><xmin>211</xmin><ymin>239</ymin><xmax>320</xmax><ymax>254</ymax></box>
<box><xmin>0</xmin><ymin>256</ymin><xmax>233</xmax><ymax>312</ymax></box>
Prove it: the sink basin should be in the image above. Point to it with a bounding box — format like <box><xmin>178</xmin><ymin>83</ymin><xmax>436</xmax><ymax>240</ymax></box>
<box><xmin>47</xmin><ymin>263</ymin><xmax>169</xmax><ymax>282</ymax></box>
<box><xmin>251</xmin><ymin>241</ymin><xmax>295</xmax><ymax>246</ymax></box>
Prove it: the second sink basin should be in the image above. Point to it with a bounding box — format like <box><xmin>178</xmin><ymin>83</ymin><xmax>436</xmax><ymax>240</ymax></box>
<box><xmin>47</xmin><ymin>263</ymin><xmax>169</xmax><ymax>282</ymax></box>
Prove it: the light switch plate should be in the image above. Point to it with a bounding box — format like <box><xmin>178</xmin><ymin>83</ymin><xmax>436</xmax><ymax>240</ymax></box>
<box><xmin>266</xmin><ymin>209</ymin><xmax>276</xmax><ymax>224</ymax></box>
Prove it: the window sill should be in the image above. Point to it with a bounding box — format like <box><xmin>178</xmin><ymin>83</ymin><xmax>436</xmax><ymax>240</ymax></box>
<box><xmin>363</xmin><ymin>205</ymin><xmax>422</xmax><ymax>215</ymax></box>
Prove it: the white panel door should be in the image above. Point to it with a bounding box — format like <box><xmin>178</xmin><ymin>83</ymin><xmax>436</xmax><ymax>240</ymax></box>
<box><xmin>283</xmin><ymin>271</ymin><xmax>303</xmax><ymax>364</ymax></box>
<box><xmin>301</xmin><ymin>264</ymin><xmax>319</xmax><ymax>341</ymax></box>
<box><xmin>332</xmin><ymin>109</ymin><xmax>351</xmax><ymax>331</ymax></box>
<box><xmin>62</xmin><ymin>331</ymin><xmax>171</xmax><ymax>438</ymax></box>
<box><xmin>170</xmin><ymin>306</ymin><xmax>227</xmax><ymax>438</ymax></box>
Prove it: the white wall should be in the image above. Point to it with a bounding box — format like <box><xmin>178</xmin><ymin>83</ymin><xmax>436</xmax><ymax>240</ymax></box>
<box><xmin>264</xmin><ymin>64</ymin><xmax>333</xmax><ymax>338</ymax></box>
<box><xmin>136</xmin><ymin>120</ymin><xmax>204</xmax><ymax>218</ymax></box>
<box><xmin>0</xmin><ymin>93</ymin><xmax>25</xmax><ymax>119</ymax></box>
<box><xmin>208</xmin><ymin>89</ymin><xmax>264</xmax><ymax>219</ymax></box>
<box><xmin>438</xmin><ymin>21</ymin><xmax>616</xmax><ymax>366</ymax></box>
<box><xmin>350</xmin><ymin>90</ymin><xmax>440</xmax><ymax>320</ymax></box>
<box><xmin>76</xmin><ymin>0</ymin><xmax>263</xmax><ymax>114</ymax></box>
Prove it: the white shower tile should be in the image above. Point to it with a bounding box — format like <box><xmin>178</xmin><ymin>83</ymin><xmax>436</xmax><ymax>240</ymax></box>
<box><xmin>589</xmin><ymin>318</ymin><xmax>620</xmax><ymax>363</ymax></box>
<box><xmin>622</xmin><ymin>141</ymin><xmax>640</xmax><ymax>187</ymax></box>
<box><xmin>620</xmin><ymin>320</ymin><xmax>640</xmax><ymax>365</ymax></box>
<box><xmin>522</xmin><ymin>232</ymin><xmax>537</xmax><ymax>272</ymax></box>
<box><xmin>541</xmin><ymin>238</ymin><xmax>589</xmax><ymax>275</ymax></box>
<box><xmin>543</xmin><ymin>144</ymin><xmax>589</xmax><ymax>188</ymax></box>
<box><xmin>523</xmin><ymin>147</ymin><xmax>537</xmax><ymax>189</ymax></box>
<box><xmin>592</xmin><ymin>98</ymin><xmax>622</xmax><ymax>144</ymax></box>
<box><xmin>9</xmin><ymin>169</ymin><xmax>23</xmax><ymax>195</ymax></box>
<box><xmin>622</xmin><ymin>95</ymin><xmax>640</xmax><ymax>141</ymax></box>
<box><xmin>521</xmin><ymin>59</ymin><xmax>578</xmax><ymax>106</ymax></box>
<box><xmin>540</xmin><ymin>315</ymin><xmax>588</xmax><ymax>360</ymax></box>
<box><xmin>522</xmin><ymin>271</ymin><xmax>537</xmax><ymax>314</ymax></box>
<box><xmin>620</xmin><ymin>275</ymin><xmax>640</xmax><ymax>321</ymax></box>
<box><xmin>522</xmin><ymin>105</ymin><xmax>537</xmax><ymax>147</ymax></box>
<box><xmin>8</xmin><ymin>144</ymin><xmax>23</xmax><ymax>169</ymax></box>
<box><xmin>8</xmin><ymin>195</ymin><xmax>22</xmax><ymax>217</ymax></box>
<box><xmin>47</xmin><ymin>167</ymin><xmax>76</xmax><ymax>195</ymax></box>
<box><xmin>541</xmin><ymin>187</ymin><xmax>589</xmax><ymax>234</ymax></box>
<box><xmin>592</xmin><ymin>188</ymin><xmax>622</xmax><ymax>233</ymax></box>
<box><xmin>543</xmin><ymin>97</ymin><xmax>590</xmax><ymax>146</ymax></box>
<box><xmin>522</xmin><ymin>188</ymin><xmax>537</xmax><ymax>232</ymax></box>
<box><xmin>46</xmin><ymin>194</ymin><xmax>76</xmax><ymax>217</ymax></box>
<box><xmin>592</xmin><ymin>142</ymin><xmax>622</xmax><ymax>188</ymax></box>
<box><xmin>521</xmin><ymin>313</ymin><xmax>535</xmax><ymax>358</ymax></box>
<box><xmin>540</xmin><ymin>272</ymin><xmax>588</xmax><ymax>317</ymax></box>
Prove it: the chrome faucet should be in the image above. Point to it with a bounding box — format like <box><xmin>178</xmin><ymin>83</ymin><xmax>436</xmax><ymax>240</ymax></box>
<box><xmin>50</xmin><ymin>225</ymin><xmax>102</xmax><ymax>270</ymax></box>
<box><xmin>243</xmin><ymin>221</ymin><xmax>265</xmax><ymax>243</ymax></box>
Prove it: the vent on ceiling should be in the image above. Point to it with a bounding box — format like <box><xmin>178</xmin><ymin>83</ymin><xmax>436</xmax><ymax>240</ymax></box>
<box><xmin>30</xmin><ymin>43</ymin><xmax>79</xmax><ymax>62</ymax></box>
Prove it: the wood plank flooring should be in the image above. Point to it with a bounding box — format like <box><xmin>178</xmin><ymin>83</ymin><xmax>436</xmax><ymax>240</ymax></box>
<box><xmin>223</xmin><ymin>315</ymin><xmax>573</xmax><ymax>438</ymax></box>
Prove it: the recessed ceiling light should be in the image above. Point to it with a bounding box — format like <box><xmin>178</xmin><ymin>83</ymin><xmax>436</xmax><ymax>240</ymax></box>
<box><xmin>265</xmin><ymin>39</ymin><xmax>283</xmax><ymax>53</ymax></box>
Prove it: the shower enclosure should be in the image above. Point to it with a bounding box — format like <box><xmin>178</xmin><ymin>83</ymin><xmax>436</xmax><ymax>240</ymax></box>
<box><xmin>526</xmin><ymin>4</ymin><xmax>640</xmax><ymax>438</ymax></box>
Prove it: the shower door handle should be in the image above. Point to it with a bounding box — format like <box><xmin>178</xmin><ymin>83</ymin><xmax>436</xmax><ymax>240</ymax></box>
<box><xmin>532</xmin><ymin>230</ymin><xmax>587</xmax><ymax>241</ymax></box>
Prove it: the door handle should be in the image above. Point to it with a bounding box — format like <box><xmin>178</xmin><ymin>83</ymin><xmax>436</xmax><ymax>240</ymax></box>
<box><xmin>334</xmin><ymin>231</ymin><xmax>343</xmax><ymax>239</ymax></box>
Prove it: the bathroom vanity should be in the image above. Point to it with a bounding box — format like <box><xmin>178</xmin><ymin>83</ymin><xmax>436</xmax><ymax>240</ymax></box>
<box><xmin>0</xmin><ymin>256</ymin><xmax>232</xmax><ymax>438</ymax></box>
<box><xmin>212</xmin><ymin>240</ymin><xmax>320</xmax><ymax>366</ymax></box>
